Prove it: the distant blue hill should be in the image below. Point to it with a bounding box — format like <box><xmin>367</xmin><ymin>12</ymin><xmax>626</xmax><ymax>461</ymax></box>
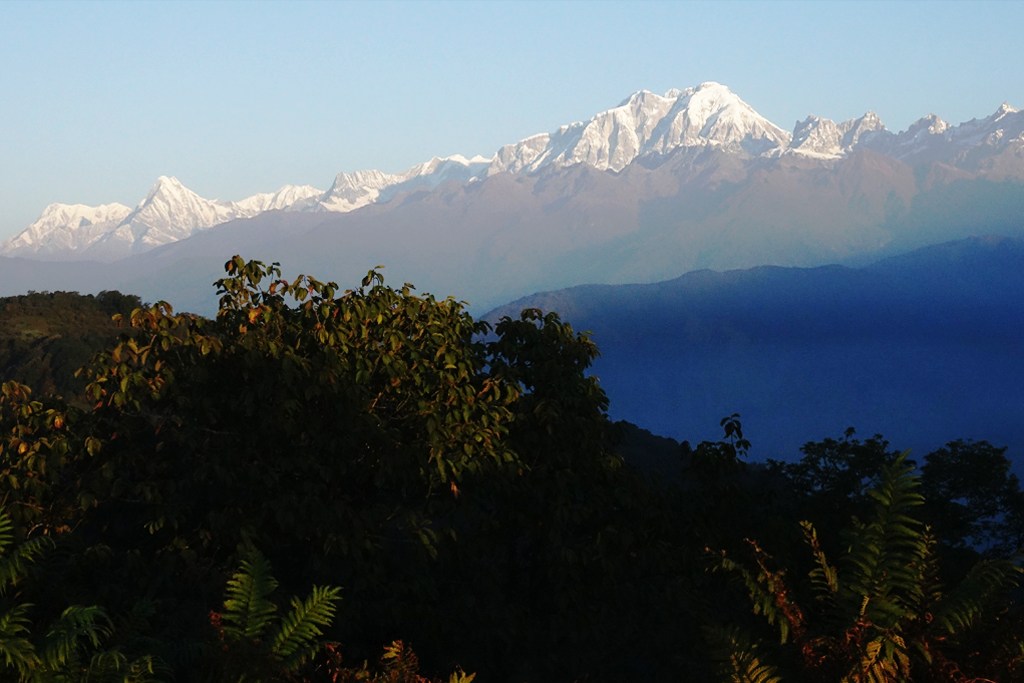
<box><xmin>486</xmin><ymin>235</ymin><xmax>1024</xmax><ymax>466</ymax></box>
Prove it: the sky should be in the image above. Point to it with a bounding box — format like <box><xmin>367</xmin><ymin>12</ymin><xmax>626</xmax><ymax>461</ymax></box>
<box><xmin>2</xmin><ymin>0</ymin><xmax>1022</xmax><ymax>242</ymax></box>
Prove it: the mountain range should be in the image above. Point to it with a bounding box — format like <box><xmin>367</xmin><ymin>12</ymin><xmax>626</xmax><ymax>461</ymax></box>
<box><xmin>3</xmin><ymin>82</ymin><xmax>1022</xmax><ymax>312</ymax></box>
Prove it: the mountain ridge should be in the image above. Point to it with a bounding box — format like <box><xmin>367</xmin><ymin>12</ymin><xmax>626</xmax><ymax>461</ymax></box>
<box><xmin>5</xmin><ymin>82</ymin><xmax>1022</xmax><ymax>261</ymax></box>
<box><xmin>484</xmin><ymin>235</ymin><xmax>1024</xmax><ymax>463</ymax></box>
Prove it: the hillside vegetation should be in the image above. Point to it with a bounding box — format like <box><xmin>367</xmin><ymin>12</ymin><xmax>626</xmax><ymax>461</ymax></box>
<box><xmin>0</xmin><ymin>258</ymin><xmax>1020</xmax><ymax>682</ymax></box>
<box><xmin>0</xmin><ymin>290</ymin><xmax>140</xmax><ymax>397</ymax></box>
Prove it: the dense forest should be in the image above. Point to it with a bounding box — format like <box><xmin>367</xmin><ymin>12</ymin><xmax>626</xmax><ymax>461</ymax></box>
<box><xmin>0</xmin><ymin>256</ymin><xmax>1021</xmax><ymax>682</ymax></box>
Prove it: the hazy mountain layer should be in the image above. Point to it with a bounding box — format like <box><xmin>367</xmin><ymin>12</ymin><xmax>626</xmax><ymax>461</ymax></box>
<box><xmin>486</xmin><ymin>236</ymin><xmax>1024</xmax><ymax>465</ymax></box>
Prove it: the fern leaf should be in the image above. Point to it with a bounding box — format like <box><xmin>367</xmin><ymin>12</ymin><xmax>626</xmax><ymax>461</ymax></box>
<box><xmin>86</xmin><ymin>650</ymin><xmax>163</xmax><ymax>682</ymax></box>
<box><xmin>222</xmin><ymin>549</ymin><xmax>279</xmax><ymax>641</ymax></box>
<box><xmin>706</xmin><ymin>625</ymin><xmax>783</xmax><ymax>683</ymax></box>
<box><xmin>448</xmin><ymin>669</ymin><xmax>477</xmax><ymax>683</ymax></box>
<box><xmin>842</xmin><ymin>453</ymin><xmax>928</xmax><ymax>622</ymax></box>
<box><xmin>0</xmin><ymin>535</ymin><xmax>54</xmax><ymax>593</ymax></box>
<box><xmin>270</xmin><ymin>584</ymin><xmax>341</xmax><ymax>669</ymax></box>
<box><xmin>802</xmin><ymin>520</ymin><xmax>839</xmax><ymax>600</ymax></box>
<box><xmin>932</xmin><ymin>558</ymin><xmax>1022</xmax><ymax>635</ymax></box>
<box><xmin>0</xmin><ymin>512</ymin><xmax>12</xmax><ymax>557</ymax></box>
<box><xmin>39</xmin><ymin>604</ymin><xmax>111</xmax><ymax>671</ymax></box>
<box><xmin>712</xmin><ymin>544</ymin><xmax>804</xmax><ymax>644</ymax></box>
<box><xmin>0</xmin><ymin>602</ymin><xmax>39</xmax><ymax>676</ymax></box>
<box><xmin>727</xmin><ymin>650</ymin><xmax>784</xmax><ymax>683</ymax></box>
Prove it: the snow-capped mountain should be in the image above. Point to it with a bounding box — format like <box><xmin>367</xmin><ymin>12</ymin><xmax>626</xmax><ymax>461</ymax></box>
<box><xmin>315</xmin><ymin>155</ymin><xmax>490</xmax><ymax>212</ymax></box>
<box><xmin>2</xmin><ymin>155</ymin><xmax>493</xmax><ymax>259</ymax></box>
<box><xmin>4</xmin><ymin>202</ymin><xmax>132</xmax><ymax>257</ymax></box>
<box><xmin>488</xmin><ymin>82</ymin><xmax>790</xmax><ymax>174</ymax></box>
<box><xmin>233</xmin><ymin>184</ymin><xmax>322</xmax><ymax>214</ymax></box>
<box><xmin>788</xmin><ymin>102</ymin><xmax>1024</xmax><ymax>165</ymax></box>
<box><xmin>317</xmin><ymin>170</ymin><xmax>402</xmax><ymax>213</ymax></box>
<box><xmin>790</xmin><ymin>111</ymin><xmax>887</xmax><ymax>157</ymax></box>
<box><xmin>99</xmin><ymin>176</ymin><xmax>246</xmax><ymax>252</ymax></box>
<box><xmin>5</xmin><ymin>83</ymin><xmax>1023</xmax><ymax>262</ymax></box>
<box><xmin>2</xmin><ymin>177</ymin><xmax>325</xmax><ymax>260</ymax></box>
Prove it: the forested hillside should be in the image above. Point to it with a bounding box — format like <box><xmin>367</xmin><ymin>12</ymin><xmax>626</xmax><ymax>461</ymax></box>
<box><xmin>0</xmin><ymin>258</ymin><xmax>1020</xmax><ymax>681</ymax></box>
<box><xmin>0</xmin><ymin>290</ymin><xmax>140</xmax><ymax>397</ymax></box>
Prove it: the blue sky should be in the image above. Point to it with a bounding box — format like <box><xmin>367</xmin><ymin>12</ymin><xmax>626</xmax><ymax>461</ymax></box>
<box><xmin>2</xmin><ymin>0</ymin><xmax>1022</xmax><ymax>241</ymax></box>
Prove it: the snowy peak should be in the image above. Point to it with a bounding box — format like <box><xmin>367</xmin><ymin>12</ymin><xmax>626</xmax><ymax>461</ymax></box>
<box><xmin>315</xmin><ymin>155</ymin><xmax>492</xmax><ymax>212</ymax></box>
<box><xmin>317</xmin><ymin>170</ymin><xmax>402</xmax><ymax>213</ymax></box>
<box><xmin>663</xmin><ymin>81</ymin><xmax>791</xmax><ymax>154</ymax></box>
<box><xmin>790</xmin><ymin>116</ymin><xmax>845</xmax><ymax>157</ymax></box>
<box><xmin>392</xmin><ymin>155</ymin><xmax>491</xmax><ymax>193</ymax></box>
<box><xmin>488</xmin><ymin>82</ymin><xmax>790</xmax><ymax>175</ymax></box>
<box><xmin>233</xmin><ymin>185</ymin><xmax>322</xmax><ymax>214</ymax></box>
<box><xmin>2</xmin><ymin>177</ymin><xmax>326</xmax><ymax>260</ymax></box>
<box><xmin>403</xmin><ymin>154</ymin><xmax>490</xmax><ymax>178</ymax></box>
<box><xmin>841</xmin><ymin>111</ymin><xmax>888</xmax><ymax>148</ymax></box>
<box><xmin>109</xmin><ymin>177</ymin><xmax>327</xmax><ymax>250</ymax></box>
<box><xmin>790</xmin><ymin>112</ymin><xmax>889</xmax><ymax>157</ymax></box>
<box><xmin>1</xmin><ymin>202</ymin><xmax>131</xmax><ymax>256</ymax></box>
<box><xmin>110</xmin><ymin>176</ymin><xmax>237</xmax><ymax>249</ymax></box>
<box><xmin>898</xmin><ymin>114</ymin><xmax>950</xmax><ymax>147</ymax></box>
<box><xmin>859</xmin><ymin>102</ymin><xmax>1024</xmax><ymax>163</ymax></box>
<box><xmin>145</xmin><ymin>175</ymin><xmax>188</xmax><ymax>203</ymax></box>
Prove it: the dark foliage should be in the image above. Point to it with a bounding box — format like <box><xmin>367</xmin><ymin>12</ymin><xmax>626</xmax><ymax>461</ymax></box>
<box><xmin>0</xmin><ymin>260</ymin><xmax>1019</xmax><ymax>681</ymax></box>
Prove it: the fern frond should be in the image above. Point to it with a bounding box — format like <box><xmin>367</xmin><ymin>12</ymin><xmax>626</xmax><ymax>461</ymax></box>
<box><xmin>0</xmin><ymin>534</ymin><xmax>54</xmax><ymax>593</ymax></box>
<box><xmin>86</xmin><ymin>650</ymin><xmax>163</xmax><ymax>682</ymax></box>
<box><xmin>802</xmin><ymin>520</ymin><xmax>839</xmax><ymax>597</ymax></box>
<box><xmin>842</xmin><ymin>453</ymin><xmax>928</xmax><ymax>625</ymax></box>
<box><xmin>222</xmin><ymin>549</ymin><xmax>279</xmax><ymax>641</ymax></box>
<box><xmin>712</xmin><ymin>543</ymin><xmax>804</xmax><ymax>644</ymax></box>
<box><xmin>271</xmin><ymin>584</ymin><xmax>341</xmax><ymax>669</ymax></box>
<box><xmin>851</xmin><ymin>634</ymin><xmax>910</xmax><ymax>683</ymax></box>
<box><xmin>448</xmin><ymin>669</ymin><xmax>477</xmax><ymax>683</ymax></box>
<box><xmin>726</xmin><ymin>650</ymin><xmax>783</xmax><ymax>683</ymax></box>
<box><xmin>706</xmin><ymin>625</ymin><xmax>783</xmax><ymax>683</ymax></box>
<box><xmin>0</xmin><ymin>601</ymin><xmax>39</xmax><ymax>676</ymax></box>
<box><xmin>932</xmin><ymin>559</ymin><xmax>1022</xmax><ymax>635</ymax></box>
<box><xmin>0</xmin><ymin>512</ymin><xmax>12</xmax><ymax>557</ymax></box>
<box><xmin>38</xmin><ymin>604</ymin><xmax>111</xmax><ymax>671</ymax></box>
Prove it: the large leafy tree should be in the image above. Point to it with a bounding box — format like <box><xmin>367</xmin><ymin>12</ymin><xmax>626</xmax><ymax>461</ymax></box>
<box><xmin>55</xmin><ymin>258</ymin><xmax>522</xmax><ymax>650</ymax></box>
<box><xmin>2</xmin><ymin>257</ymin><xmax>665</xmax><ymax>678</ymax></box>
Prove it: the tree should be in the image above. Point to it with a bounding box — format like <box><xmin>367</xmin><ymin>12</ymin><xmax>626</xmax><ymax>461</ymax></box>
<box><xmin>53</xmin><ymin>258</ymin><xmax>526</xmax><ymax>662</ymax></box>
<box><xmin>72</xmin><ymin>257</ymin><xmax>517</xmax><ymax>552</ymax></box>
<box><xmin>921</xmin><ymin>439</ymin><xmax>1024</xmax><ymax>558</ymax></box>
<box><xmin>0</xmin><ymin>381</ymin><xmax>77</xmax><ymax>538</ymax></box>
